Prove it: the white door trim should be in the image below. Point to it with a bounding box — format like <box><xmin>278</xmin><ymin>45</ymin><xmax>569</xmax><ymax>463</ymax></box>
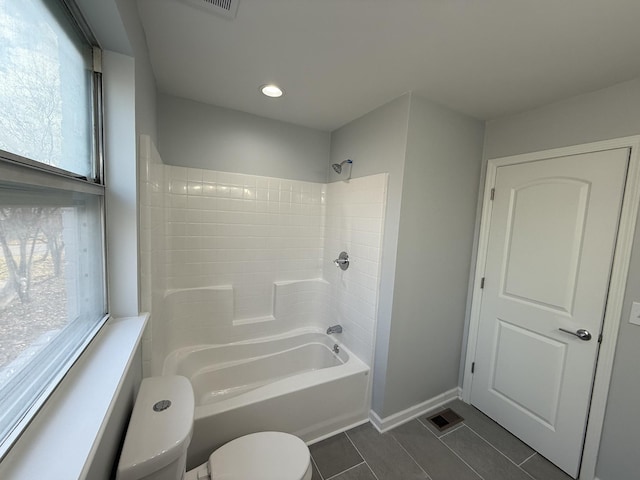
<box><xmin>462</xmin><ymin>135</ymin><xmax>640</xmax><ymax>480</ymax></box>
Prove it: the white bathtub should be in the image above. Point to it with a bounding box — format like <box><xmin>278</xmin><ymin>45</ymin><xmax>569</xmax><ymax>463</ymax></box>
<box><xmin>163</xmin><ymin>329</ymin><xmax>370</xmax><ymax>468</ymax></box>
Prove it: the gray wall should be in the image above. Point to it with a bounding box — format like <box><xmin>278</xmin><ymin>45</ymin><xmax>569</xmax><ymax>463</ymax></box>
<box><xmin>330</xmin><ymin>93</ymin><xmax>485</xmax><ymax>418</ymax></box>
<box><xmin>115</xmin><ymin>0</ymin><xmax>158</xmax><ymax>145</ymax></box>
<box><xmin>480</xmin><ymin>78</ymin><xmax>640</xmax><ymax>480</ymax></box>
<box><xmin>158</xmin><ymin>94</ymin><xmax>330</xmax><ymax>183</ymax></box>
<box><xmin>330</xmin><ymin>94</ymin><xmax>411</xmax><ymax>415</ymax></box>
<box><xmin>484</xmin><ymin>78</ymin><xmax>640</xmax><ymax>160</ymax></box>
<box><xmin>383</xmin><ymin>95</ymin><xmax>484</xmax><ymax>416</ymax></box>
<box><xmin>103</xmin><ymin>51</ymin><xmax>138</xmax><ymax>318</ymax></box>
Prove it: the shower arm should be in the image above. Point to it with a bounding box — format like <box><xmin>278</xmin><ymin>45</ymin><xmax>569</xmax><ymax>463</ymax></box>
<box><xmin>332</xmin><ymin>159</ymin><xmax>353</xmax><ymax>175</ymax></box>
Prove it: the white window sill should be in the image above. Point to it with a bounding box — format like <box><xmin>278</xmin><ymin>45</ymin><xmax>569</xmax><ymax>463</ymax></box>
<box><xmin>0</xmin><ymin>314</ymin><xmax>148</xmax><ymax>480</ymax></box>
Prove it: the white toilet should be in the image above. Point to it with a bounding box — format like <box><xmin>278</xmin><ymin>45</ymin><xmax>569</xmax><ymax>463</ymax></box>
<box><xmin>117</xmin><ymin>375</ymin><xmax>313</xmax><ymax>480</ymax></box>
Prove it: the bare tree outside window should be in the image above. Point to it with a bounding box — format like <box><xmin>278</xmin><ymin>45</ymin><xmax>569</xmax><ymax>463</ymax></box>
<box><xmin>0</xmin><ymin>0</ymin><xmax>63</xmax><ymax>167</ymax></box>
<box><xmin>0</xmin><ymin>0</ymin><xmax>92</xmax><ymax>175</ymax></box>
<box><xmin>0</xmin><ymin>0</ymin><xmax>79</xmax><ymax>377</ymax></box>
<box><xmin>0</xmin><ymin>207</ymin><xmax>68</xmax><ymax>374</ymax></box>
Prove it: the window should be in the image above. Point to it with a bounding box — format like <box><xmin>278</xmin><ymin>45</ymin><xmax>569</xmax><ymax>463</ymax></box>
<box><xmin>0</xmin><ymin>0</ymin><xmax>106</xmax><ymax>457</ymax></box>
<box><xmin>0</xmin><ymin>0</ymin><xmax>96</xmax><ymax>178</ymax></box>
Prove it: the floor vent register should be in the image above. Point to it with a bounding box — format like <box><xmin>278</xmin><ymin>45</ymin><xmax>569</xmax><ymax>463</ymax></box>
<box><xmin>425</xmin><ymin>408</ymin><xmax>464</xmax><ymax>432</ymax></box>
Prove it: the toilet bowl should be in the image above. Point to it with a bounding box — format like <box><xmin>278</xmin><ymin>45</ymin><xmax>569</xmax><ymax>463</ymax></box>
<box><xmin>117</xmin><ymin>376</ymin><xmax>312</xmax><ymax>480</ymax></box>
<box><xmin>184</xmin><ymin>431</ymin><xmax>312</xmax><ymax>480</ymax></box>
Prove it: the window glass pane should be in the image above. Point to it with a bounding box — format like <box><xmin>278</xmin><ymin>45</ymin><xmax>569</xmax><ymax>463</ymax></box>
<box><xmin>0</xmin><ymin>0</ymin><xmax>93</xmax><ymax>178</ymax></box>
<box><xmin>0</xmin><ymin>183</ymin><xmax>105</xmax><ymax>444</ymax></box>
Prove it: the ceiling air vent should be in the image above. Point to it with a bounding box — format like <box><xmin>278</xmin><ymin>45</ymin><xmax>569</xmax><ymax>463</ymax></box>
<box><xmin>178</xmin><ymin>0</ymin><xmax>239</xmax><ymax>19</ymax></box>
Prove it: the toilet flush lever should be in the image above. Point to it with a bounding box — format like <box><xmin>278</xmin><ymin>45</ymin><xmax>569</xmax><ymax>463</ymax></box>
<box><xmin>333</xmin><ymin>251</ymin><xmax>349</xmax><ymax>270</ymax></box>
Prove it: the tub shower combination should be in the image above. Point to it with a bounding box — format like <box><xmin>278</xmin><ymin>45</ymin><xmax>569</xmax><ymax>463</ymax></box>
<box><xmin>139</xmin><ymin>139</ymin><xmax>388</xmax><ymax>468</ymax></box>
<box><xmin>163</xmin><ymin>329</ymin><xmax>370</xmax><ymax>468</ymax></box>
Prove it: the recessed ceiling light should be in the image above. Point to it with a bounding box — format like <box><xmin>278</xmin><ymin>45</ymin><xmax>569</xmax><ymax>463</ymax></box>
<box><xmin>260</xmin><ymin>84</ymin><xmax>284</xmax><ymax>98</ymax></box>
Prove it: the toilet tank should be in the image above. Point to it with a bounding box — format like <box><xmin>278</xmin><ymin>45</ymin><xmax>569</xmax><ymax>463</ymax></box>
<box><xmin>117</xmin><ymin>376</ymin><xmax>195</xmax><ymax>480</ymax></box>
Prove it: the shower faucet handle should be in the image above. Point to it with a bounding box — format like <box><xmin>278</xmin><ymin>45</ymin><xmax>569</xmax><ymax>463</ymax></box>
<box><xmin>333</xmin><ymin>252</ymin><xmax>349</xmax><ymax>270</ymax></box>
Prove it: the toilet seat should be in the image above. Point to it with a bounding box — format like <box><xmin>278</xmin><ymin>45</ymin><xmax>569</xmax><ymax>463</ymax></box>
<box><xmin>207</xmin><ymin>431</ymin><xmax>311</xmax><ymax>480</ymax></box>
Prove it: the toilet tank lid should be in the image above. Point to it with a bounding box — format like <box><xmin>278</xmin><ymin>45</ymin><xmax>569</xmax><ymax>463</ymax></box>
<box><xmin>117</xmin><ymin>376</ymin><xmax>194</xmax><ymax>480</ymax></box>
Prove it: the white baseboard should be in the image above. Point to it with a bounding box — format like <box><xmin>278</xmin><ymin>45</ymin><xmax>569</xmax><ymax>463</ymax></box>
<box><xmin>369</xmin><ymin>387</ymin><xmax>461</xmax><ymax>433</ymax></box>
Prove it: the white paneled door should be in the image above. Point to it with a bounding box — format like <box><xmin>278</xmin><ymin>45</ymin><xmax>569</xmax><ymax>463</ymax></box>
<box><xmin>470</xmin><ymin>149</ymin><xmax>629</xmax><ymax>478</ymax></box>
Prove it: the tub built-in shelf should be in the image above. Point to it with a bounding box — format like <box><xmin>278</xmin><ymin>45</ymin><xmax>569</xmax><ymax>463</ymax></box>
<box><xmin>232</xmin><ymin>315</ymin><xmax>276</xmax><ymax>326</ymax></box>
<box><xmin>273</xmin><ymin>278</ymin><xmax>330</xmax><ymax>321</ymax></box>
<box><xmin>164</xmin><ymin>285</ymin><xmax>234</xmax><ymax>298</ymax></box>
<box><xmin>163</xmin><ymin>279</ymin><xmax>331</xmax><ymax>349</ymax></box>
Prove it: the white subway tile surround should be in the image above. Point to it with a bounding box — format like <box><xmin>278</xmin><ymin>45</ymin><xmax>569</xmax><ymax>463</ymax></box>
<box><xmin>324</xmin><ymin>175</ymin><xmax>388</xmax><ymax>365</ymax></box>
<box><xmin>139</xmin><ymin>136</ymin><xmax>387</xmax><ymax>373</ymax></box>
<box><xmin>163</xmin><ymin>166</ymin><xmax>326</xmax><ymax>321</ymax></box>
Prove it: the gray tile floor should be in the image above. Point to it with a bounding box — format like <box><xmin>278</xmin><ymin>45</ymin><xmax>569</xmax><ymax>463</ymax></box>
<box><xmin>309</xmin><ymin>399</ymin><xmax>573</xmax><ymax>480</ymax></box>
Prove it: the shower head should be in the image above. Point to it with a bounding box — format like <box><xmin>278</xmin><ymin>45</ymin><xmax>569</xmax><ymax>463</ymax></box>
<box><xmin>332</xmin><ymin>159</ymin><xmax>353</xmax><ymax>174</ymax></box>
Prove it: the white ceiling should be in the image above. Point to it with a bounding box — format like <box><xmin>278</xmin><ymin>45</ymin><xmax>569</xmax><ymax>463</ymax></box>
<box><xmin>137</xmin><ymin>0</ymin><xmax>640</xmax><ymax>131</ymax></box>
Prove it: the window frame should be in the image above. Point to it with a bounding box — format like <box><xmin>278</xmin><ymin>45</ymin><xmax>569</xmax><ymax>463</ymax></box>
<box><xmin>0</xmin><ymin>0</ymin><xmax>108</xmax><ymax>460</ymax></box>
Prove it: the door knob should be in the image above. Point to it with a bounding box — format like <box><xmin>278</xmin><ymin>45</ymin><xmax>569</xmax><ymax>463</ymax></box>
<box><xmin>558</xmin><ymin>328</ymin><xmax>592</xmax><ymax>341</ymax></box>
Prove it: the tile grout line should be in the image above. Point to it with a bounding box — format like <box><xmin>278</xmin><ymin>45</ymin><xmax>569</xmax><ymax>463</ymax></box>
<box><xmin>460</xmin><ymin>424</ymin><xmax>538</xmax><ymax>480</ymax></box>
<box><xmin>386</xmin><ymin>428</ymin><xmax>434</xmax><ymax>480</ymax></box>
<box><xmin>434</xmin><ymin>402</ymin><xmax>541</xmax><ymax>478</ymax></box>
<box><xmin>344</xmin><ymin>431</ymin><xmax>381</xmax><ymax>480</ymax></box>
<box><xmin>429</xmin><ymin>421</ymin><xmax>467</xmax><ymax>439</ymax></box>
<box><xmin>518</xmin><ymin>452</ymin><xmax>538</xmax><ymax>467</ymax></box>
<box><xmin>462</xmin><ymin>423</ymin><xmax>537</xmax><ymax>477</ymax></box>
<box><xmin>401</xmin><ymin>420</ymin><xmax>487</xmax><ymax>480</ymax></box>
<box><xmin>324</xmin><ymin>460</ymin><xmax>366</xmax><ymax>480</ymax></box>
<box><xmin>424</xmin><ymin>423</ymin><xmax>488</xmax><ymax>480</ymax></box>
<box><xmin>310</xmin><ymin>452</ymin><xmax>324</xmax><ymax>480</ymax></box>
<box><xmin>315</xmin><ymin>417</ymin><xmax>551</xmax><ymax>480</ymax></box>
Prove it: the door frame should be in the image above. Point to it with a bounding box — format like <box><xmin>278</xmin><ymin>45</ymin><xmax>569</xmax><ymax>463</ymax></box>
<box><xmin>461</xmin><ymin>136</ymin><xmax>640</xmax><ymax>480</ymax></box>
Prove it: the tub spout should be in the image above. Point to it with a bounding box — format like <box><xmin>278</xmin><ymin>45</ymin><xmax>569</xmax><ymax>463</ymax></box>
<box><xmin>327</xmin><ymin>325</ymin><xmax>343</xmax><ymax>334</ymax></box>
